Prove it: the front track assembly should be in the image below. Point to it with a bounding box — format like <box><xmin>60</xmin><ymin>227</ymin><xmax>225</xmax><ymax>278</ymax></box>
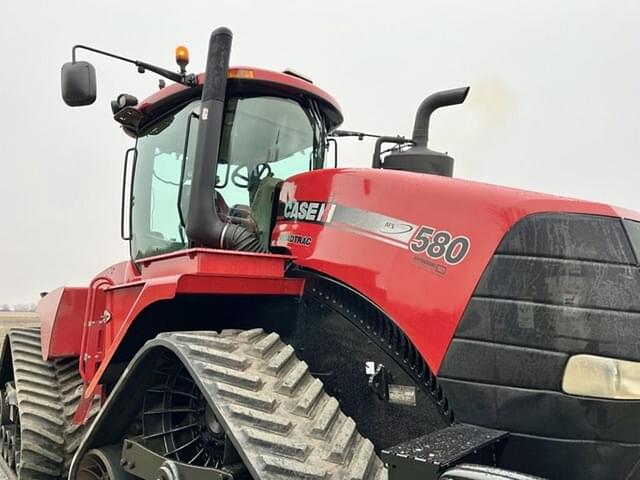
<box><xmin>72</xmin><ymin>329</ymin><xmax>388</xmax><ymax>480</ymax></box>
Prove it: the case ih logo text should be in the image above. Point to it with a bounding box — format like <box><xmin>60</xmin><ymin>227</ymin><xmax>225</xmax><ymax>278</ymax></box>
<box><xmin>283</xmin><ymin>201</ymin><xmax>335</xmax><ymax>223</ymax></box>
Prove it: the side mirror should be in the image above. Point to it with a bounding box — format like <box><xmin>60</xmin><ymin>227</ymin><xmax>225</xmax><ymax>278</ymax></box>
<box><xmin>61</xmin><ymin>61</ymin><xmax>97</xmax><ymax>106</ymax></box>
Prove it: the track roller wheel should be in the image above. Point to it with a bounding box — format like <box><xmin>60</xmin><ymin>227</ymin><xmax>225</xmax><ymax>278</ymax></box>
<box><xmin>156</xmin><ymin>461</ymin><xmax>181</xmax><ymax>480</ymax></box>
<box><xmin>1</xmin><ymin>424</ymin><xmax>17</xmax><ymax>469</ymax></box>
<box><xmin>76</xmin><ymin>445</ymin><xmax>134</xmax><ymax>480</ymax></box>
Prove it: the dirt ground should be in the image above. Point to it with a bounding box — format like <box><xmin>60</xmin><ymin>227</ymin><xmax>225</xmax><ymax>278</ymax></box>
<box><xmin>0</xmin><ymin>312</ymin><xmax>39</xmax><ymax>344</ymax></box>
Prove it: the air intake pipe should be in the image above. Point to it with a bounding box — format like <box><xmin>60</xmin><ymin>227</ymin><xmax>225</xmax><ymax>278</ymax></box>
<box><xmin>380</xmin><ymin>86</ymin><xmax>469</xmax><ymax>177</ymax></box>
<box><xmin>185</xmin><ymin>27</ymin><xmax>264</xmax><ymax>252</ymax></box>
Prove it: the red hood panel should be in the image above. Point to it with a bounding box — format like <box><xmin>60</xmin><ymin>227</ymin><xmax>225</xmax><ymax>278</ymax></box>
<box><xmin>273</xmin><ymin>168</ymin><xmax>640</xmax><ymax>372</ymax></box>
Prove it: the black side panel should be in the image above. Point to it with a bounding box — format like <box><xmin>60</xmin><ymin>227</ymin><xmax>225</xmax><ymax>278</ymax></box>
<box><xmin>624</xmin><ymin>219</ymin><xmax>640</xmax><ymax>262</ymax></box>
<box><xmin>439</xmin><ymin>339</ymin><xmax>567</xmax><ymax>390</ymax></box>
<box><xmin>496</xmin><ymin>213</ymin><xmax>635</xmax><ymax>263</ymax></box>
<box><xmin>440</xmin><ymin>379</ymin><xmax>640</xmax><ymax>443</ymax></box>
<box><xmin>439</xmin><ymin>213</ymin><xmax>640</xmax><ymax>480</ymax></box>
<box><xmin>456</xmin><ymin>297</ymin><xmax>640</xmax><ymax>359</ymax></box>
<box><xmin>475</xmin><ymin>255</ymin><xmax>640</xmax><ymax>312</ymax></box>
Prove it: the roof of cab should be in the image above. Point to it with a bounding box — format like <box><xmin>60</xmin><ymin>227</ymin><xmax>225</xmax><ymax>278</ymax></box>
<box><xmin>136</xmin><ymin>66</ymin><xmax>343</xmax><ymax>127</ymax></box>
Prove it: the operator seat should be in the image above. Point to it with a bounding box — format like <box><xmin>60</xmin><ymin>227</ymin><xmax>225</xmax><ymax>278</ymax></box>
<box><xmin>215</xmin><ymin>192</ymin><xmax>258</xmax><ymax>233</ymax></box>
<box><xmin>214</xmin><ymin>175</ymin><xmax>282</xmax><ymax>251</ymax></box>
<box><xmin>250</xmin><ymin>176</ymin><xmax>281</xmax><ymax>248</ymax></box>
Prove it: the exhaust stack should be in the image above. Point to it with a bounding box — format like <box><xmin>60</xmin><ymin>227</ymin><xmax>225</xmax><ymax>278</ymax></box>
<box><xmin>185</xmin><ymin>27</ymin><xmax>263</xmax><ymax>252</ymax></box>
<box><xmin>382</xmin><ymin>86</ymin><xmax>469</xmax><ymax>177</ymax></box>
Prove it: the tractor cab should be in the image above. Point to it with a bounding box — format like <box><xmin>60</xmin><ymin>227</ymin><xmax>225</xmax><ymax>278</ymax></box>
<box><xmin>128</xmin><ymin>67</ymin><xmax>342</xmax><ymax>261</ymax></box>
<box><xmin>61</xmin><ymin>40</ymin><xmax>342</xmax><ymax>262</ymax></box>
<box><xmin>130</xmin><ymin>73</ymin><xmax>340</xmax><ymax>259</ymax></box>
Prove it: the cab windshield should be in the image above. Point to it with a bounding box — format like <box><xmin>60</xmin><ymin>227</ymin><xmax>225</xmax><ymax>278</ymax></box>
<box><xmin>131</xmin><ymin>95</ymin><xmax>325</xmax><ymax>260</ymax></box>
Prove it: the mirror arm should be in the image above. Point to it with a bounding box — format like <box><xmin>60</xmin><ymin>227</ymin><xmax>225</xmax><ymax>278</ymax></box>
<box><xmin>135</xmin><ymin>60</ymin><xmax>192</xmax><ymax>86</ymax></box>
<box><xmin>71</xmin><ymin>45</ymin><xmax>196</xmax><ymax>86</ymax></box>
<box><xmin>72</xmin><ymin>44</ymin><xmax>134</xmax><ymax>65</ymax></box>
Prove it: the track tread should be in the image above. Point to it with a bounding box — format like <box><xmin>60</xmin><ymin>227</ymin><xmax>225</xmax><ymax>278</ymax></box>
<box><xmin>8</xmin><ymin>328</ymin><xmax>65</xmax><ymax>479</ymax></box>
<box><xmin>349</xmin><ymin>438</ymin><xmax>376</xmax><ymax>480</ymax></box>
<box><xmin>166</xmin><ymin>330</ymin><xmax>387</xmax><ymax>480</ymax></box>
<box><xmin>215</xmin><ymin>383</ymin><xmax>278</xmax><ymax>412</ymax></box>
<box><xmin>202</xmin><ymin>363</ymin><xmax>263</xmax><ymax>390</ymax></box>
<box><xmin>311</xmin><ymin>397</ymin><xmax>340</xmax><ymax>439</ymax></box>
<box><xmin>250</xmin><ymin>332</ymin><xmax>280</xmax><ymax>358</ymax></box>
<box><xmin>3</xmin><ymin>328</ymin><xmax>100</xmax><ymax>480</ymax></box>
<box><xmin>293</xmin><ymin>378</ymin><xmax>323</xmax><ymax>417</ymax></box>
<box><xmin>327</xmin><ymin>416</ymin><xmax>357</xmax><ymax>464</ymax></box>
<box><xmin>266</xmin><ymin>344</ymin><xmax>295</xmax><ymax>375</ymax></box>
<box><xmin>228</xmin><ymin>404</ymin><xmax>292</xmax><ymax>433</ymax></box>
<box><xmin>279</xmin><ymin>360</ymin><xmax>309</xmax><ymax>396</ymax></box>
<box><xmin>187</xmin><ymin>344</ymin><xmax>249</xmax><ymax>370</ymax></box>
<box><xmin>55</xmin><ymin>357</ymin><xmax>100</xmax><ymax>476</ymax></box>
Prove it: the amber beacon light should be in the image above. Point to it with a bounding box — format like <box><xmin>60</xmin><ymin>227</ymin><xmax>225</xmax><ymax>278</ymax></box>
<box><xmin>175</xmin><ymin>45</ymin><xmax>189</xmax><ymax>73</ymax></box>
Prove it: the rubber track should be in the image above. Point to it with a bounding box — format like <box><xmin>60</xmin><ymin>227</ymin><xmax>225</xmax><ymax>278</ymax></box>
<box><xmin>158</xmin><ymin>329</ymin><xmax>388</xmax><ymax>480</ymax></box>
<box><xmin>8</xmin><ymin>328</ymin><xmax>64</xmax><ymax>479</ymax></box>
<box><xmin>6</xmin><ymin>328</ymin><xmax>98</xmax><ymax>479</ymax></box>
<box><xmin>54</xmin><ymin>357</ymin><xmax>100</xmax><ymax>476</ymax></box>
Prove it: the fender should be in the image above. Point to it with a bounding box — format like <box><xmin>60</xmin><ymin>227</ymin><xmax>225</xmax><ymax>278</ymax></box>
<box><xmin>38</xmin><ymin>260</ymin><xmax>137</xmax><ymax>361</ymax></box>
<box><xmin>37</xmin><ymin>286</ymin><xmax>87</xmax><ymax>360</ymax></box>
<box><xmin>70</xmin><ymin>248</ymin><xmax>304</xmax><ymax>423</ymax></box>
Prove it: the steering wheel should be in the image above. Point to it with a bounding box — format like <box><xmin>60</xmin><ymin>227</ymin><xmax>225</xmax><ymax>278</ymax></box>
<box><xmin>231</xmin><ymin>163</ymin><xmax>272</xmax><ymax>189</ymax></box>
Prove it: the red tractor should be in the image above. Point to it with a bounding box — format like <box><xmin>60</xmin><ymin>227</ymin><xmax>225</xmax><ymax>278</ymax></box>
<box><xmin>1</xmin><ymin>26</ymin><xmax>639</xmax><ymax>480</ymax></box>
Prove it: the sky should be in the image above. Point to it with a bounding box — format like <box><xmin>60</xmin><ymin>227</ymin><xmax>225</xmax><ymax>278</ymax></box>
<box><xmin>1</xmin><ymin>0</ymin><xmax>639</xmax><ymax>304</ymax></box>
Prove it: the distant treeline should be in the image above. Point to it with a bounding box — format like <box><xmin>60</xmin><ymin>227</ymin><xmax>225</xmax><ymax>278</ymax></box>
<box><xmin>0</xmin><ymin>304</ymin><xmax>37</xmax><ymax>312</ymax></box>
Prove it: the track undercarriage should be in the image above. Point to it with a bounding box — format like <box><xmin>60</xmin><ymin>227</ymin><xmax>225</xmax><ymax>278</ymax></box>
<box><xmin>0</xmin><ymin>323</ymin><xmax>542</xmax><ymax>480</ymax></box>
<box><xmin>0</xmin><ymin>328</ymin><xmax>387</xmax><ymax>480</ymax></box>
<box><xmin>0</xmin><ymin>328</ymin><xmax>98</xmax><ymax>479</ymax></box>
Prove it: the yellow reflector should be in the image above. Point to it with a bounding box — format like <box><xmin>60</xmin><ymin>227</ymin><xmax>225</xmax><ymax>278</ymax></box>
<box><xmin>175</xmin><ymin>45</ymin><xmax>189</xmax><ymax>68</ymax></box>
<box><xmin>228</xmin><ymin>68</ymin><xmax>254</xmax><ymax>79</ymax></box>
<box><xmin>563</xmin><ymin>354</ymin><xmax>640</xmax><ymax>400</ymax></box>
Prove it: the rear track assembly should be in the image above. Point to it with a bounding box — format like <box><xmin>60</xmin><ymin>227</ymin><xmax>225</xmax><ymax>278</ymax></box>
<box><xmin>1</xmin><ymin>328</ymin><xmax>98</xmax><ymax>479</ymax></box>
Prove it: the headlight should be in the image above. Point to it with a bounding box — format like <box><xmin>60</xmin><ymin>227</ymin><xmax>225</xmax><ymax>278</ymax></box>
<box><xmin>562</xmin><ymin>354</ymin><xmax>640</xmax><ymax>400</ymax></box>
